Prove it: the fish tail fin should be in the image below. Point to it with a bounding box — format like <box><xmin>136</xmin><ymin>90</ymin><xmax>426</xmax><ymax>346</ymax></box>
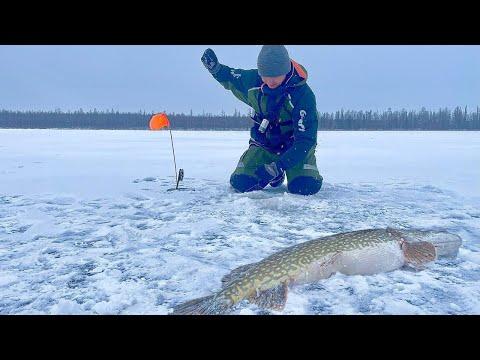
<box><xmin>172</xmin><ymin>295</ymin><xmax>216</xmax><ymax>315</ymax></box>
<box><xmin>171</xmin><ymin>295</ymin><xmax>231</xmax><ymax>315</ymax></box>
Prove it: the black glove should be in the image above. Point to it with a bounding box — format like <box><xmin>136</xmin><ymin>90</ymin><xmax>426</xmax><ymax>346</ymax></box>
<box><xmin>201</xmin><ymin>48</ymin><xmax>221</xmax><ymax>74</ymax></box>
<box><xmin>256</xmin><ymin>162</ymin><xmax>284</xmax><ymax>183</ymax></box>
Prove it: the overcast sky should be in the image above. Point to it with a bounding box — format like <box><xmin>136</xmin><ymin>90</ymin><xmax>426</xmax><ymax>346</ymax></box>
<box><xmin>1</xmin><ymin>45</ymin><xmax>479</xmax><ymax>115</ymax></box>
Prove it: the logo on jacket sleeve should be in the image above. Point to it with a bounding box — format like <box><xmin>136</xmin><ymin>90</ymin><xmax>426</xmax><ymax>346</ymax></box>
<box><xmin>298</xmin><ymin>110</ymin><xmax>306</xmax><ymax>132</ymax></box>
<box><xmin>230</xmin><ymin>70</ymin><xmax>241</xmax><ymax>79</ymax></box>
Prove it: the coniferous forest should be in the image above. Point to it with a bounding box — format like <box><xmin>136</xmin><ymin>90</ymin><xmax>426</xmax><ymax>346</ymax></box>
<box><xmin>0</xmin><ymin>106</ymin><xmax>479</xmax><ymax>130</ymax></box>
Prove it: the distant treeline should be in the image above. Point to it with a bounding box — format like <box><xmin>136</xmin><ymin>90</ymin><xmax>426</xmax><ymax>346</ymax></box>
<box><xmin>0</xmin><ymin>106</ymin><xmax>479</xmax><ymax>130</ymax></box>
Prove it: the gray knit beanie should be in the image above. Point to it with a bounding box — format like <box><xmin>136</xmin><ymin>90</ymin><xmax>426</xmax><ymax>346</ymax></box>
<box><xmin>257</xmin><ymin>45</ymin><xmax>291</xmax><ymax>77</ymax></box>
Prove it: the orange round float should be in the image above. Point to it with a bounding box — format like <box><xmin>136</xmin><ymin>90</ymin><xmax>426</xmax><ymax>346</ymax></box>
<box><xmin>149</xmin><ymin>113</ymin><xmax>171</xmax><ymax>130</ymax></box>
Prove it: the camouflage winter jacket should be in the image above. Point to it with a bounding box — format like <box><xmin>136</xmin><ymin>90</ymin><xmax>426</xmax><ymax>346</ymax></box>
<box><xmin>212</xmin><ymin>60</ymin><xmax>319</xmax><ymax>170</ymax></box>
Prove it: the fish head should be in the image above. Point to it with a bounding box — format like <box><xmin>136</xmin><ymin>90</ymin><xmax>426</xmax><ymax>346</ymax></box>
<box><xmin>394</xmin><ymin>229</ymin><xmax>462</xmax><ymax>258</ymax></box>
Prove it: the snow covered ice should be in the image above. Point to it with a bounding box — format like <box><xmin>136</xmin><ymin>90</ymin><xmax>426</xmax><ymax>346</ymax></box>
<box><xmin>1</xmin><ymin>129</ymin><xmax>479</xmax><ymax>315</ymax></box>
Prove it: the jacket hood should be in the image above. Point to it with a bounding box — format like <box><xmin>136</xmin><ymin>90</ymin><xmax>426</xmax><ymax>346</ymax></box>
<box><xmin>260</xmin><ymin>59</ymin><xmax>308</xmax><ymax>96</ymax></box>
<box><xmin>285</xmin><ymin>59</ymin><xmax>308</xmax><ymax>88</ymax></box>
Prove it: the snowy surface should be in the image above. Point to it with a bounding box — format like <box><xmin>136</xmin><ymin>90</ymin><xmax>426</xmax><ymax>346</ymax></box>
<box><xmin>1</xmin><ymin>129</ymin><xmax>479</xmax><ymax>315</ymax></box>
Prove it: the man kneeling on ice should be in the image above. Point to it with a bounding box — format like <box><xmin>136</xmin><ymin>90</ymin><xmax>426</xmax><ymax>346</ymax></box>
<box><xmin>201</xmin><ymin>45</ymin><xmax>323</xmax><ymax>195</ymax></box>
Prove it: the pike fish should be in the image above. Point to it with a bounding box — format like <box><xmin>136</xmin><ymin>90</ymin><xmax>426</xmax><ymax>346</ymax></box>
<box><xmin>172</xmin><ymin>228</ymin><xmax>462</xmax><ymax>315</ymax></box>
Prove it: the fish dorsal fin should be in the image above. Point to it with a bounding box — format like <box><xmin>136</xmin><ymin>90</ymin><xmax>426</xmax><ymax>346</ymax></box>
<box><xmin>402</xmin><ymin>241</ymin><xmax>437</xmax><ymax>268</ymax></box>
<box><xmin>248</xmin><ymin>282</ymin><xmax>289</xmax><ymax>311</ymax></box>
<box><xmin>221</xmin><ymin>263</ymin><xmax>256</xmax><ymax>287</ymax></box>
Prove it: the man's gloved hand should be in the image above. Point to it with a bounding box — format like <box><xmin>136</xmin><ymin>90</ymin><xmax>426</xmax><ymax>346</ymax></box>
<box><xmin>201</xmin><ymin>48</ymin><xmax>221</xmax><ymax>74</ymax></box>
<box><xmin>256</xmin><ymin>162</ymin><xmax>284</xmax><ymax>183</ymax></box>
